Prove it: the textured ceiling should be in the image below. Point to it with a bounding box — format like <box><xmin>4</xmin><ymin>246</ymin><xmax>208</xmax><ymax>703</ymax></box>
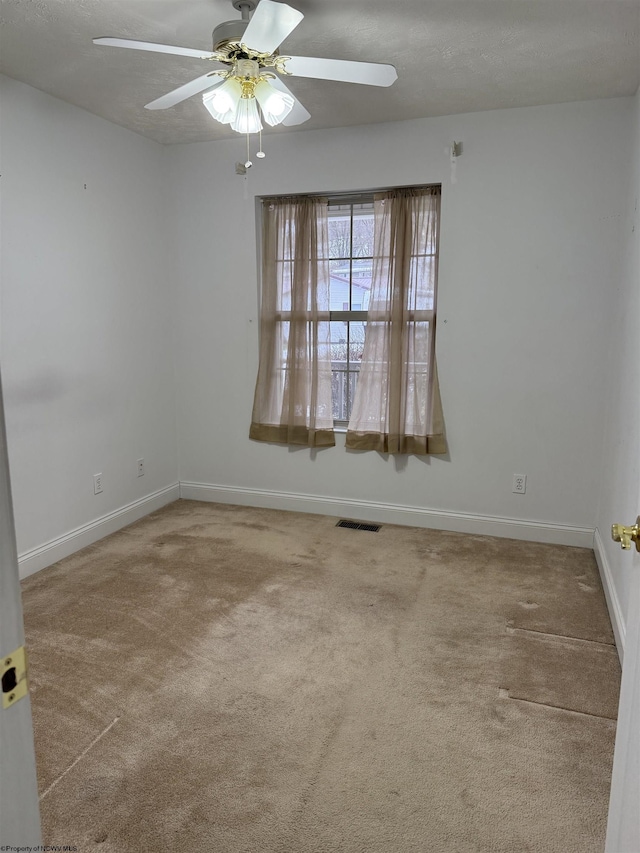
<box><xmin>1</xmin><ymin>0</ymin><xmax>639</xmax><ymax>145</ymax></box>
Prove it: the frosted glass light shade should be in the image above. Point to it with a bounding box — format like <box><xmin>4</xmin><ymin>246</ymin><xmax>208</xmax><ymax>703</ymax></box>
<box><xmin>202</xmin><ymin>78</ymin><xmax>242</xmax><ymax>124</ymax></box>
<box><xmin>254</xmin><ymin>79</ymin><xmax>295</xmax><ymax>126</ymax></box>
<box><xmin>231</xmin><ymin>97</ymin><xmax>263</xmax><ymax>134</ymax></box>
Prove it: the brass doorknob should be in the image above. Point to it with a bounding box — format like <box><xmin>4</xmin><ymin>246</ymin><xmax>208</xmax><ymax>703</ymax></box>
<box><xmin>611</xmin><ymin>517</ymin><xmax>640</xmax><ymax>551</ymax></box>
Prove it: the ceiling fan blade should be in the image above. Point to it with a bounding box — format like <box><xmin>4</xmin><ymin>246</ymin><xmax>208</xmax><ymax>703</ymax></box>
<box><xmin>145</xmin><ymin>73</ymin><xmax>224</xmax><ymax>110</ymax></box>
<box><xmin>242</xmin><ymin>0</ymin><xmax>303</xmax><ymax>55</ymax></box>
<box><xmin>269</xmin><ymin>76</ymin><xmax>310</xmax><ymax>126</ymax></box>
<box><xmin>284</xmin><ymin>56</ymin><xmax>397</xmax><ymax>87</ymax></box>
<box><xmin>93</xmin><ymin>37</ymin><xmax>218</xmax><ymax>60</ymax></box>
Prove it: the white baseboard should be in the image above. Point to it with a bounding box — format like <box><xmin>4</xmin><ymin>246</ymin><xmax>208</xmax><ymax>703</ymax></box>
<box><xmin>18</xmin><ymin>483</ymin><xmax>180</xmax><ymax>579</ymax></box>
<box><xmin>18</xmin><ymin>480</ymin><xmax>599</xmax><ymax>586</ymax></box>
<box><xmin>593</xmin><ymin>527</ymin><xmax>626</xmax><ymax>664</ymax></box>
<box><xmin>179</xmin><ymin>482</ymin><xmax>594</xmax><ymax>548</ymax></box>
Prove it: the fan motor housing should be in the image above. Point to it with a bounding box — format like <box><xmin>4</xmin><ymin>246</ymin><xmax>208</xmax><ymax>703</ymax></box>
<box><xmin>212</xmin><ymin>19</ymin><xmax>250</xmax><ymax>52</ymax></box>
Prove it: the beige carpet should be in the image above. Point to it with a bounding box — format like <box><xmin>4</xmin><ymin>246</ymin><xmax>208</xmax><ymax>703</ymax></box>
<box><xmin>21</xmin><ymin>500</ymin><xmax>620</xmax><ymax>852</ymax></box>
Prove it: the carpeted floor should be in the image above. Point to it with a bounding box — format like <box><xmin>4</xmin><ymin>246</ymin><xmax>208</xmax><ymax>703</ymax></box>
<box><xmin>21</xmin><ymin>500</ymin><xmax>620</xmax><ymax>852</ymax></box>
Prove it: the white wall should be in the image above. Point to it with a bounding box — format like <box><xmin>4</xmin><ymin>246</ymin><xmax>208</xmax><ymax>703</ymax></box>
<box><xmin>1</xmin><ymin>79</ymin><xmax>635</xmax><ymax>580</ymax></box>
<box><xmin>0</xmin><ymin>77</ymin><xmax>179</xmax><ymax>569</ymax></box>
<box><xmin>595</xmin><ymin>88</ymin><xmax>640</xmax><ymax>652</ymax></box>
<box><xmin>168</xmin><ymin>98</ymin><xmax>631</xmax><ymax>544</ymax></box>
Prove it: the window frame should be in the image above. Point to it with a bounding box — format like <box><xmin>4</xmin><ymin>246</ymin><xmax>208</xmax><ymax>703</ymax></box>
<box><xmin>255</xmin><ymin>183</ymin><xmax>441</xmax><ymax>433</ymax></box>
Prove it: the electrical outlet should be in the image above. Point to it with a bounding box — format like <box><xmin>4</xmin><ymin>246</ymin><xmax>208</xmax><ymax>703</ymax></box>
<box><xmin>137</xmin><ymin>458</ymin><xmax>145</xmax><ymax>477</ymax></box>
<box><xmin>512</xmin><ymin>473</ymin><xmax>527</xmax><ymax>494</ymax></box>
<box><xmin>93</xmin><ymin>473</ymin><xmax>103</xmax><ymax>495</ymax></box>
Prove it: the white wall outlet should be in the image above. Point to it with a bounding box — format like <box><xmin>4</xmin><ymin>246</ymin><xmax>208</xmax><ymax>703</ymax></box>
<box><xmin>93</xmin><ymin>473</ymin><xmax>103</xmax><ymax>495</ymax></box>
<box><xmin>137</xmin><ymin>458</ymin><xmax>145</xmax><ymax>477</ymax></box>
<box><xmin>512</xmin><ymin>473</ymin><xmax>527</xmax><ymax>494</ymax></box>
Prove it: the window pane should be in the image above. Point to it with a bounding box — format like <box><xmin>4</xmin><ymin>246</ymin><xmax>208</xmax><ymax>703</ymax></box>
<box><xmin>278</xmin><ymin>220</ymin><xmax>295</xmax><ymax>261</ymax></box>
<box><xmin>331</xmin><ymin>371</ymin><xmax>347</xmax><ymax>421</ymax></box>
<box><xmin>328</xmin><ymin>209</ymin><xmax>351</xmax><ymax>260</ymax></box>
<box><xmin>327</xmin><ymin>200</ymin><xmax>374</xmax><ymax>420</ymax></box>
<box><xmin>330</xmin><ymin>319</ymin><xmax>347</xmax><ymax>420</ymax></box>
<box><xmin>408</xmin><ymin>255</ymin><xmax>435</xmax><ymax>311</ymax></box>
<box><xmin>329</xmin><ymin>319</ymin><xmax>366</xmax><ymax>421</ymax></box>
<box><xmin>329</xmin><ymin>269</ymin><xmax>351</xmax><ymax>311</ymax></box>
<box><xmin>349</xmin><ymin>322</ymin><xmax>366</xmax><ymax>362</ymax></box>
<box><xmin>278</xmin><ymin>320</ymin><xmax>290</xmax><ymax>403</ymax></box>
<box><xmin>277</xmin><ymin>260</ymin><xmax>292</xmax><ymax>311</ymax></box>
<box><xmin>352</xmin><ymin>206</ymin><xmax>374</xmax><ymax>257</ymax></box>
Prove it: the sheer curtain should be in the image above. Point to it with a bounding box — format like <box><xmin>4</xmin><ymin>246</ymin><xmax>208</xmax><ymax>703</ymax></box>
<box><xmin>250</xmin><ymin>196</ymin><xmax>335</xmax><ymax>447</ymax></box>
<box><xmin>346</xmin><ymin>186</ymin><xmax>446</xmax><ymax>455</ymax></box>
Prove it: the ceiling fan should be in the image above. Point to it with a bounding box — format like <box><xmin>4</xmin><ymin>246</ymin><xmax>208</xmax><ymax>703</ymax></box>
<box><xmin>93</xmin><ymin>0</ymin><xmax>398</xmax><ymax>136</ymax></box>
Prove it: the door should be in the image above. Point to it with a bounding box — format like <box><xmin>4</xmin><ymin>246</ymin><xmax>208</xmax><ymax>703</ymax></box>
<box><xmin>0</xmin><ymin>369</ymin><xmax>41</xmax><ymax>845</ymax></box>
<box><xmin>605</xmin><ymin>526</ymin><xmax>640</xmax><ymax>851</ymax></box>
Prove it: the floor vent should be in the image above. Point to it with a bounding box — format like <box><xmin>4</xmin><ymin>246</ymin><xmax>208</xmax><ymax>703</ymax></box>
<box><xmin>336</xmin><ymin>520</ymin><xmax>382</xmax><ymax>532</ymax></box>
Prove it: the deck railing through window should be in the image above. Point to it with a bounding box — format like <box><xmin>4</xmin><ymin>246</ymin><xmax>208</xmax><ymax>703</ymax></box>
<box><xmin>330</xmin><ymin>360</ymin><xmax>360</xmax><ymax>422</ymax></box>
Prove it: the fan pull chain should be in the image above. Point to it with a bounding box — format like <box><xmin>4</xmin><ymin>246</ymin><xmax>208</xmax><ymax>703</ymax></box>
<box><xmin>245</xmin><ymin>132</ymin><xmax>252</xmax><ymax>169</ymax></box>
<box><xmin>257</xmin><ymin>129</ymin><xmax>266</xmax><ymax>159</ymax></box>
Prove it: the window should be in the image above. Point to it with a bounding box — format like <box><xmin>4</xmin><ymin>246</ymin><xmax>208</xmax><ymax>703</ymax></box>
<box><xmin>328</xmin><ymin>199</ymin><xmax>374</xmax><ymax>425</ymax></box>
<box><xmin>250</xmin><ymin>186</ymin><xmax>445</xmax><ymax>455</ymax></box>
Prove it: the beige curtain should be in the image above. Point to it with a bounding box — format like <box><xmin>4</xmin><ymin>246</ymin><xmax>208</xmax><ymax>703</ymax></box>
<box><xmin>346</xmin><ymin>186</ymin><xmax>446</xmax><ymax>455</ymax></box>
<box><xmin>250</xmin><ymin>196</ymin><xmax>335</xmax><ymax>447</ymax></box>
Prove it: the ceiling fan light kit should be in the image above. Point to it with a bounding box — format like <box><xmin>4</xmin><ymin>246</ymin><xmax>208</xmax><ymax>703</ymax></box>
<box><xmin>202</xmin><ymin>77</ymin><xmax>243</xmax><ymax>124</ymax></box>
<box><xmin>93</xmin><ymin>0</ymin><xmax>398</xmax><ymax>164</ymax></box>
<box><xmin>232</xmin><ymin>95</ymin><xmax>263</xmax><ymax>134</ymax></box>
<box><xmin>201</xmin><ymin>58</ymin><xmax>295</xmax><ymax>134</ymax></box>
<box><xmin>254</xmin><ymin>78</ymin><xmax>294</xmax><ymax>125</ymax></box>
